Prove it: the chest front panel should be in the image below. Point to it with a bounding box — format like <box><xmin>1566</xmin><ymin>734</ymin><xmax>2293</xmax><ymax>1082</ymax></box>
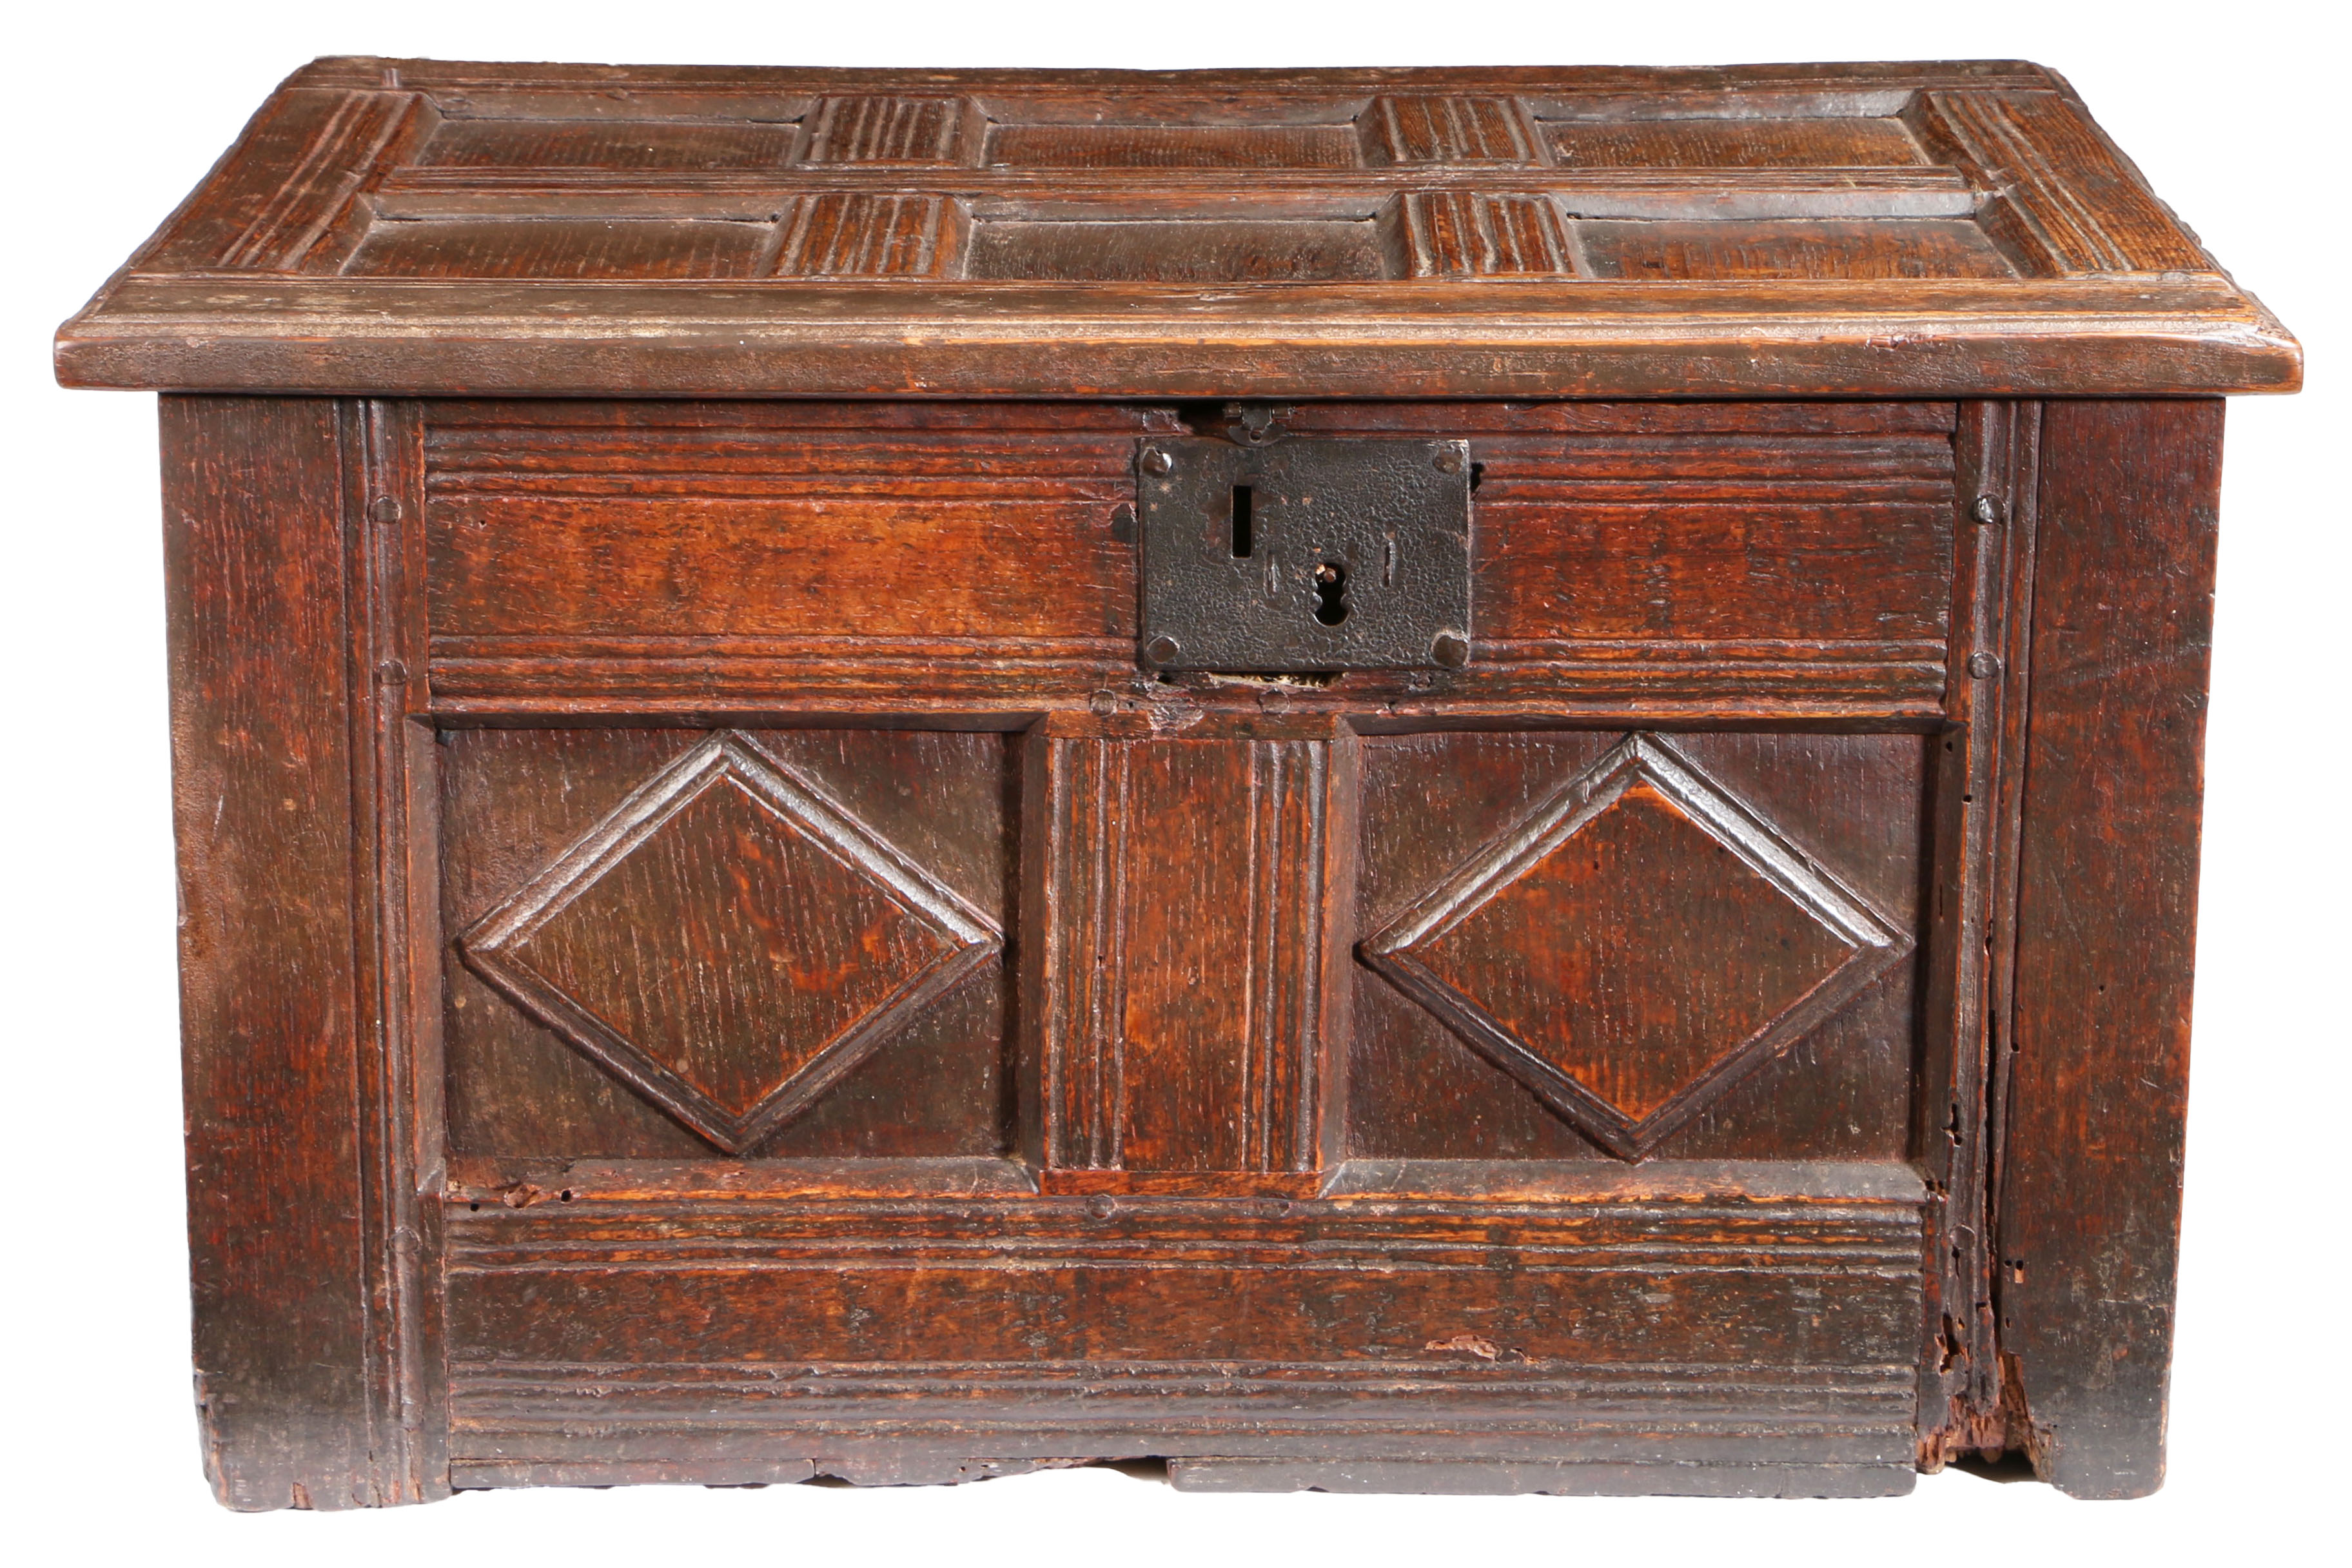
<box><xmin>395</xmin><ymin>396</ymin><xmax>2007</xmax><ymax>1494</ymax></box>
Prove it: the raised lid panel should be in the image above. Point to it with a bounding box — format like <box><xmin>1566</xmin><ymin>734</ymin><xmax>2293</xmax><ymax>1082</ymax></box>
<box><xmin>126</xmin><ymin>68</ymin><xmax>2200</xmax><ymax>285</ymax></box>
<box><xmin>58</xmin><ymin>61</ymin><xmax>2298</xmax><ymax>395</ymax></box>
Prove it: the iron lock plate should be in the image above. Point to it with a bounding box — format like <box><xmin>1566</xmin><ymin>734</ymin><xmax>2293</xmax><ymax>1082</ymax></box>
<box><xmin>1136</xmin><ymin>436</ymin><xmax>1473</xmax><ymax>672</ymax></box>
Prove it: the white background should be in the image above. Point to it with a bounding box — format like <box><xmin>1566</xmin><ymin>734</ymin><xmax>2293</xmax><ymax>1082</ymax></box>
<box><xmin>3</xmin><ymin>3</ymin><xmax>2340</xmax><ymax>1562</ymax></box>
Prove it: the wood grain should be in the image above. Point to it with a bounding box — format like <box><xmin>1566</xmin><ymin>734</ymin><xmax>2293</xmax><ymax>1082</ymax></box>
<box><xmin>1545</xmin><ymin>116</ymin><xmax>1925</xmax><ymax>169</ymax></box>
<box><xmin>444</xmin><ymin>1191</ymin><xmax>1924</xmax><ymax>1373</ymax></box>
<box><xmin>162</xmin><ymin>397</ymin><xmax>442</xmax><ymax>1509</ymax></box>
<box><xmin>1906</xmin><ymin>92</ymin><xmax>2211</xmax><ymax>273</ymax></box>
<box><xmin>1352</xmin><ymin>730</ymin><xmax>1926</xmax><ymax>1164</ymax></box>
<box><xmin>1578</xmin><ymin>219</ymin><xmax>2015</xmax><ymax>280</ymax></box>
<box><xmin>68</xmin><ymin>53</ymin><xmax>2282</xmax><ymax>1506</ymax></box>
<box><xmin>55</xmin><ymin>61</ymin><xmax>2299</xmax><ymax>397</ymax></box>
<box><xmin>416</xmin><ymin>117</ymin><xmax>799</xmax><ymax>170</ymax></box>
<box><xmin>1997</xmin><ymin>400</ymin><xmax>2222</xmax><ymax>1497</ymax></box>
<box><xmin>1027</xmin><ymin>720</ymin><xmax>1346</xmax><ymax>1184</ymax></box>
<box><xmin>990</xmin><ymin>123</ymin><xmax>1362</xmax><ymax>168</ymax></box>
<box><xmin>345</xmin><ymin>217</ymin><xmax>777</xmax><ymax>279</ymax></box>
<box><xmin>965</xmin><ymin>216</ymin><xmax>1389</xmax><ymax>283</ymax></box>
<box><xmin>455</xmin><ymin>733</ymin><xmax>999</xmax><ymax>1153</ymax></box>
<box><xmin>1911</xmin><ymin>401</ymin><xmax>2035</xmax><ymax>1467</ymax></box>
<box><xmin>418</xmin><ymin>397</ymin><xmax>1957</xmax><ymax>719</ymax></box>
<box><xmin>423</xmin><ymin>409</ymin><xmax>1144</xmax><ymax>642</ymax></box>
<box><xmin>441</xmin><ymin>727</ymin><xmax>1016</xmax><ymax>1161</ymax></box>
<box><xmin>1405</xmin><ymin>773</ymin><xmax>1867</xmax><ymax>1124</ymax></box>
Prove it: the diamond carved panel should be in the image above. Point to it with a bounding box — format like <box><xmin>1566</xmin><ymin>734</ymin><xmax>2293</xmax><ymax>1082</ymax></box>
<box><xmin>457</xmin><ymin>732</ymin><xmax>1001</xmax><ymax>1154</ymax></box>
<box><xmin>1361</xmin><ymin>734</ymin><xmax>1912</xmax><ymax>1159</ymax></box>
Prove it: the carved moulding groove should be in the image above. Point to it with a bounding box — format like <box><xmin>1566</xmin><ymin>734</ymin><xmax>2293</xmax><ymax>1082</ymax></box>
<box><xmin>456</xmin><ymin>730</ymin><xmax>1001</xmax><ymax>1154</ymax></box>
<box><xmin>1360</xmin><ymin>732</ymin><xmax>1913</xmax><ymax>1160</ymax></box>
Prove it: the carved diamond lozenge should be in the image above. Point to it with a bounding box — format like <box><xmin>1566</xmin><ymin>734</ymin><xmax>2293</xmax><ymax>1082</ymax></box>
<box><xmin>458</xmin><ymin>732</ymin><xmax>999</xmax><ymax>1153</ymax></box>
<box><xmin>1362</xmin><ymin>734</ymin><xmax>1910</xmax><ymax>1159</ymax></box>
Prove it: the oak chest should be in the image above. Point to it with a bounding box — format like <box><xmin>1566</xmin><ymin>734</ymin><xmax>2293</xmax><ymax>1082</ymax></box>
<box><xmin>56</xmin><ymin>57</ymin><xmax>2300</xmax><ymax>1507</ymax></box>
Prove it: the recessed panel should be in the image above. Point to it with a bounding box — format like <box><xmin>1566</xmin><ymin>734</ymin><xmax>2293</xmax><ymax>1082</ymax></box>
<box><xmin>442</xmin><ymin>727</ymin><xmax>1018</xmax><ymax>1160</ymax></box>
<box><xmin>1546</xmin><ymin>117</ymin><xmax>1925</xmax><ymax>168</ymax></box>
<box><xmin>964</xmin><ymin>217</ymin><xmax>1389</xmax><ymax>282</ymax></box>
<box><xmin>421</xmin><ymin>407</ymin><xmax>1142</xmax><ymax>642</ymax></box>
<box><xmin>1363</xmin><ymin>736</ymin><xmax>1910</xmax><ymax>1159</ymax></box>
<box><xmin>1579</xmin><ymin>217</ymin><xmax>2015</xmax><ymax>279</ymax></box>
<box><xmin>1351</xmin><ymin>729</ymin><xmax>1928</xmax><ymax>1163</ymax></box>
<box><xmin>344</xmin><ymin>217</ymin><xmax>774</xmax><ymax>279</ymax></box>
<box><xmin>416</xmin><ymin>117</ymin><xmax>800</xmax><ymax>169</ymax></box>
<box><xmin>987</xmin><ymin>124</ymin><xmax>1362</xmax><ymax>168</ymax></box>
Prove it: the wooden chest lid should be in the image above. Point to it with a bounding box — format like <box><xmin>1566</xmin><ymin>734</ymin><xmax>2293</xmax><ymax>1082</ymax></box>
<box><xmin>56</xmin><ymin>57</ymin><xmax>2300</xmax><ymax>398</ymax></box>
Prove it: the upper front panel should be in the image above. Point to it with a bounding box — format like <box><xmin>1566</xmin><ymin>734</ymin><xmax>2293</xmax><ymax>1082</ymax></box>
<box><xmin>55</xmin><ymin>59</ymin><xmax>2298</xmax><ymax>395</ymax></box>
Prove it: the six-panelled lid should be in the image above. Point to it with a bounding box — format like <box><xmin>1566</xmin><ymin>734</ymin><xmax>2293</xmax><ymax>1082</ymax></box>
<box><xmin>56</xmin><ymin>57</ymin><xmax>2300</xmax><ymax>397</ymax></box>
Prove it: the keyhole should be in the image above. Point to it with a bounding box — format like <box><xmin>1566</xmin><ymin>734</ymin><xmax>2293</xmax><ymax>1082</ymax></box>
<box><xmin>1313</xmin><ymin>562</ymin><xmax>1349</xmax><ymax>625</ymax></box>
<box><xmin>1230</xmin><ymin>485</ymin><xmax>1254</xmax><ymax>558</ymax></box>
